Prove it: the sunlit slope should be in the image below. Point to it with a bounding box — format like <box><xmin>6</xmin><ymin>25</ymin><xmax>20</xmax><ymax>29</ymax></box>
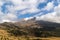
<box><xmin>0</xmin><ymin>20</ymin><xmax>60</xmax><ymax>40</ymax></box>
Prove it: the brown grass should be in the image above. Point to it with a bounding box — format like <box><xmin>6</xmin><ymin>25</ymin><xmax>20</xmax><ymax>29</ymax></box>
<box><xmin>0</xmin><ymin>29</ymin><xmax>60</xmax><ymax>40</ymax></box>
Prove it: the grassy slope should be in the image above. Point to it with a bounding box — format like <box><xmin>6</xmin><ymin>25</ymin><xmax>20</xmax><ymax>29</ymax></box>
<box><xmin>0</xmin><ymin>21</ymin><xmax>60</xmax><ymax>40</ymax></box>
<box><xmin>0</xmin><ymin>29</ymin><xmax>60</xmax><ymax>40</ymax></box>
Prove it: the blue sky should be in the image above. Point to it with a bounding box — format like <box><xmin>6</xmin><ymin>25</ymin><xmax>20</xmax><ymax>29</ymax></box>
<box><xmin>0</xmin><ymin>0</ymin><xmax>60</xmax><ymax>23</ymax></box>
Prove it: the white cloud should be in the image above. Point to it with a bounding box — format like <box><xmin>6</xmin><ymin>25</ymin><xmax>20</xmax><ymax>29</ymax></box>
<box><xmin>4</xmin><ymin>0</ymin><xmax>47</xmax><ymax>14</ymax></box>
<box><xmin>0</xmin><ymin>13</ymin><xmax>17</xmax><ymax>23</ymax></box>
<box><xmin>4</xmin><ymin>13</ymin><xmax>17</xmax><ymax>19</ymax></box>
<box><xmin>39</xmin><ymin>0</ymin><xmax>47</xmax><ymax>3</ymax></box>
<box><xmin>0</xmin><ymin>0</ymin><xmax>48</xmax><ymax>23</ymax></box>
<box><xmin>0</xmin><ymin>0</ymin><xmax>4</xmax><ymax>6</ymax></box>
<box><xmin>9</xmin><ymin>0</ymin><xmax>39</xmax><ymax>14</ymax></box>
<box><xmin>57</xmin><ymin>0</ymin><xmax>60</xmax><ymax>4</ymax></box>
<box><xmin>42</xmin><ymin>1</ymin><xmax>54</xmax><ymax>11</ymax></box>
<box><xmin>0</xmin><ymin>0</ymin><xmax>59</xmax><ymax>23</ymax></box>
<box><xmin>24</xmin><ymin>17</ymin><xmax>34</xmax><ymax>21</ymax></box>
<box><xmin>36</xmin><ymin>4</ymin><xmax>60</xmax><ymax>23</ymax></box>
<box><xmin>54</xmin><ymin>4</ymin><xmax>60</xmax><ymax>14</ymax></box>
<box><xmin>0</xmin><ymin>1</ymin><xmax>17</xmax><ymax>23</ymax></box>
<box><xmin>36</xmin><ymin>12</ymin><xmax>60</xmax><ymax>23</ymax></box>
<box><xmin>2</xmin><ymin>20</ymin><xmax>16</xmax><ymax>23</ymax></box>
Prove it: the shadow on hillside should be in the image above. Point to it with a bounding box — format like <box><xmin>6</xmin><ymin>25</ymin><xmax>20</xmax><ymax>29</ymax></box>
<box><xmin>0</xmin><ymin>21</ymin><xmax>60</xmax><ymax>37</ymax></box>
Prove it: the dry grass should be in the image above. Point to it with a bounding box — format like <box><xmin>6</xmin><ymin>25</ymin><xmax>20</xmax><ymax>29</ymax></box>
<box><xmin>28</xmin><ymin>37</ymin><xmax>60</xmax><ymax>40</ymax></box>
<box><xmin>0</xmin><ymin>29</ymin><xmax>60</xmax><ymax>40</ymax></box>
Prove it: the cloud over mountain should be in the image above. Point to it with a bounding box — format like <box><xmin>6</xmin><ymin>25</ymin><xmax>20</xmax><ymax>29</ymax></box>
<box><xmin>0</xmin><ymin>0</ymin><xmax>60</xmax><ymax>23</ymax></box>
<box><xmin>0</xmin><ymin>0</ymin><xmax>47</xmax><ymax>23</ymax></box>
<box><xmin>36</xmin><ymin>4</ymin><xmax>60</xmax><ymax>23</ymax></box>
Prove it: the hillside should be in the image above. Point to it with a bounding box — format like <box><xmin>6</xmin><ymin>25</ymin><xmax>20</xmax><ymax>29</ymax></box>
<box><xmin>0</xmin><ymin>19</ymin><xmax>60</xmax><ymax>40</ymax></box>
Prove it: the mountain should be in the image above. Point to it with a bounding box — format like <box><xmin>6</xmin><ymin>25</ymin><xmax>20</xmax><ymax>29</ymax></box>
<box><xmin>0</xmin><ymin>18</ymin><xmax>60</xmax><ymax>37</ymax></box>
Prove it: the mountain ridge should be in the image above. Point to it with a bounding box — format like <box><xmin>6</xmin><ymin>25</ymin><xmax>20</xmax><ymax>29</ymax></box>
<box><xmin>0</xmin><ymin>18</ymin><xmax>60</xmax><ymax>37</ymax></box>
